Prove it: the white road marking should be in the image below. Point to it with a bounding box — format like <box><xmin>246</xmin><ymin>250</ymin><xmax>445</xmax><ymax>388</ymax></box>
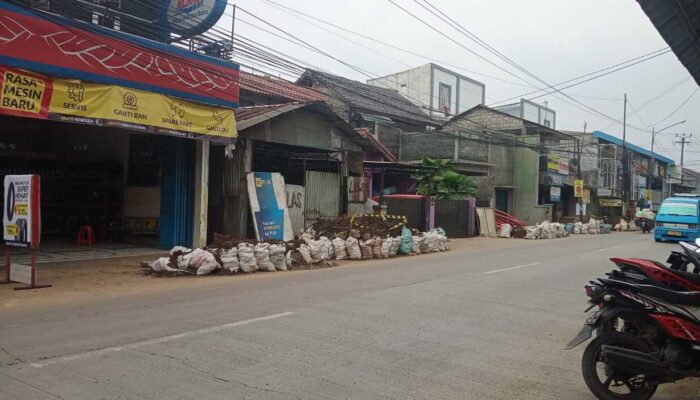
<box><xmin>484</xmin><ymin>262</ymin><xmax>541</xmax><ymax>275</ymax></box>
<box><xmin>597</xmin><ymin>244</ymin><xmax>623</xmax><ymax>252</ymax></box>
<box><xmin>30</xmin><ymin>312</ymin><xmax>295</xmax><ymax>368</ymax></box>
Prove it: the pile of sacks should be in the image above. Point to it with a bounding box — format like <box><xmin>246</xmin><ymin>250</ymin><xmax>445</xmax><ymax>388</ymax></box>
<box><xmin>572</xmin><ymin>218</ymin><xmax>613</xmax><ymax>234</ymax></box>
<box><xmin>522</xmin><ymin>221</ymin><xmax>569</xmax><ymax>240</ymax></box>
<box><xmin>293</xmin><ymin>227</ymin><xmax>449</xmax><ymax>263</ymax></box>
<box><xmin>147</xmin><ymin>243</ymin><xmax>290</xmax><ymax>276</ymax></box>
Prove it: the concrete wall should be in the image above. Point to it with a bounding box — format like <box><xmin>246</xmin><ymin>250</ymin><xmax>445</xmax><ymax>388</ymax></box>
<box><xmin>367</xmin><ymin>64</ymin><xmax>431</xmax><ymax>111</ymax></box>
<box><xmin>451</xmin><ymin>106</ymin><xmax>524</xmax><ymax>132</ymax></box>
<box><xmin>513</xmin><ymin>136</ymin><xmax>551</xmax><ymax>224</ymax></box>
<box><xmin>240</xmin><ymin>109</ymin><xmax>363</xmax><ymax>153</ymax></box>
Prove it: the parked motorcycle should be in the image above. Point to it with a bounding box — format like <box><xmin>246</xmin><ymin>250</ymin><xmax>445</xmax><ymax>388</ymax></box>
<box><xmin>567</xmin><ymin>240</ymin><xmax>700</xmax><ymax>400</ymax></box>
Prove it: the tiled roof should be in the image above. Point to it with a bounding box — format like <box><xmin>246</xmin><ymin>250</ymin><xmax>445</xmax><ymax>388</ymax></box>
<box><xmin>235</xmin><ymin>103</ymin><xmax>306</xmax><ymax>131</ymax></box>
<box><xmin>239</xmin><ymin>72</ymin><xmax>324</xmax><ymax>103</ymax></box>
<box><xmin>298</xmin><ymin>69</ymin><xmax>437</xmax><ymax>126</ymax></box>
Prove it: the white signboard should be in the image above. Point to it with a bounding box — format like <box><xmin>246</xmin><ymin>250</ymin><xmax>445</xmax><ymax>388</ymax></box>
<box><xmin>285</xmin><ymin>184</ymin><xmax>305</xmax><ymax>236</ymax></box>
<box><xmin>166</xmin><ymin>0</ymin><xmax>226</xmax><ymax>37</ymax></box>
<box><xmin>9</xmin><ymin>263</ymin><xmax>32</xmax><ymax>285</ymax></box>
<box><xmin>597</xmin><ymin>188</ymin><xmax>612</xmax><ymax>197</ymax></box>
<box><xmin>3</xmin><ymin>175</ymin><xmax>40</xmax><ymax>248</ymax></box>
<box><xmin>347</xmin><ymin>176</ymin><xmax>368</xmax><ymax>203</ymax></box>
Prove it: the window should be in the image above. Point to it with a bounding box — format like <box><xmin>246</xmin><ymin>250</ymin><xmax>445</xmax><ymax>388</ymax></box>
<box><xmin>438</xmin><ymin>83</ymin><xmax>452</xmax><ymax>116</ymax></box>
<box><xmin>658</xmin><ymin>202</ymin><xmax>698</xmax><ymax>217</ymax></box>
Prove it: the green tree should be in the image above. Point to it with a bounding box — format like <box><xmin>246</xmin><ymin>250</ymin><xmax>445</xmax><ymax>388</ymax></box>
<box><xmin>412</xmin><ymin>157</ymin><xmax>477</xmax><ymax>200</ymax></box>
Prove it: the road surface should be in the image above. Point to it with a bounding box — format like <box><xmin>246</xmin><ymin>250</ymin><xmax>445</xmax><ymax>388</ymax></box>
<box><xmin>1</xmin><ymin>233</ymin><xmax>698</xmax><ymax>399</ymax></box>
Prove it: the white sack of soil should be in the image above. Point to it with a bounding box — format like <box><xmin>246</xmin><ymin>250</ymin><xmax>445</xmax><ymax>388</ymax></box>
<box><xmin>298</xmin><ymin>244</ymin><xmax>313</xmax><ymax>264</ymax></box>
<box><xmin>360</xmin><ymin>239</ymin><xmax>374</xmax><ymax>259</ymax></box>
<box><xmin>411</xmin><ymin>236</ymin><xmax>424</xmax><ymax>254</ymax></box>
<box><xmin>220</xmin><ymin>247</ymin><xmax>240</xmax><ymax>273</ymax></box>
<box><xmin>254</xmin><ymin>243</ymin><xmax>276</xmax><ymax>272</ymax></box>
<box><xmin>269</xmin><ymin>244</ymin><xmax>287</xmax><ymax>271</ymax></box>
<box><xmin>346</xmin><ymin>237</ymin><xmax>362</xmax><ymax>260</ymax></box>
<box><xmin>380</xmin><ymin>237</ymin><xmax>393</xmax><ymax>258</ymax></box>
<box><xmin>372</xmin><ymin>237</ymin><xmax>384</xmax><ymax>258</ymax></box>
<box><xmin>332</xmin><ymin>237</ymin><xmax>348</xmax><ymax>260</ymax></box>
<box><xmin>238</xmin><ymin>243</ymin><xmax>258</xmax><ymax>273</ymax></box>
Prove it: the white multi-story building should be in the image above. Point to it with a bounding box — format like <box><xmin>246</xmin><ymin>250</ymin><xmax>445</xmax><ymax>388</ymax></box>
<box><xmin>366</xmin><ymin>63</ymin><xmax>486</xmax><ymax>120</ymax></box>
<box><xmin>495</xmin><ymin>99</ymin><xmax>556</xmax><ymax>129</ymax></box>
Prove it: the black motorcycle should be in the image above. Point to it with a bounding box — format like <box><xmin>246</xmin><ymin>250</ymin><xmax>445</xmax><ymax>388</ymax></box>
<box><xmin>567</xmin><ymin>241</ymin><xmax>700</xmax><ymax>400</ymax></box>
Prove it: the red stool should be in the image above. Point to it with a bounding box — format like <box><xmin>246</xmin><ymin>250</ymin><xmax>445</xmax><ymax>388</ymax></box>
<box><xmin>76</xmin><ymin>225</ymin><xmax>94</xmax><ymax>246</ymax></box>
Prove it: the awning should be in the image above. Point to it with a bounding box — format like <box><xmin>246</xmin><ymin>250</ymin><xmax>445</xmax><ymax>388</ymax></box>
<box><xmin>0</xmin><ymin>1</ymin><xmax>239</xmax><ymax>109</ymax></box>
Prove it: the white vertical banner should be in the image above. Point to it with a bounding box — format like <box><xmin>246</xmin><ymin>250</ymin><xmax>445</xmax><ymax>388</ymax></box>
<box><xmin>3</xmin><ymin>175</ymin><xmax>41</xmax><ymax>248</ymax></box>
<box><xmin>246</xmin><ymin>172</ymin><xmax>293</xmax><ymax>241</ymax></box>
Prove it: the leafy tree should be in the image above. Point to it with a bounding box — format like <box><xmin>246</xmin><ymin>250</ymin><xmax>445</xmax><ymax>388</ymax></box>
<box><xmin>412</xmin><ymin>157</ymin><xmax>477</xmax><ymax>200</ymax></box>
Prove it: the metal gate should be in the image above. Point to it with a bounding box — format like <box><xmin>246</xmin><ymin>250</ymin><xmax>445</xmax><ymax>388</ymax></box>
<box><xmin>159</xmin><ymin>136</ymin><xmax>195</xmax><ymax>249</ymax></box>
<box><xmin>434</xmin><ymin>199</ymin><xmax>469</xmax><ymax>238</ymax></box>
<box><xmin>385</xmin><ymin>197</ymin><xmax>426</xmax><ymax>231</ymax></box>
<box><xmin>304</xmin><ymin>171</ymin><xmax>341</xmax><ymax>228</ymax></box>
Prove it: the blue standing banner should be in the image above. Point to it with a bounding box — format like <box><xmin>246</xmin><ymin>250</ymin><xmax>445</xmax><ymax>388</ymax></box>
<box><xmin>247</xmin><ymin>172</ymin><xmax>293</xmax><ymax>241</ymax></box>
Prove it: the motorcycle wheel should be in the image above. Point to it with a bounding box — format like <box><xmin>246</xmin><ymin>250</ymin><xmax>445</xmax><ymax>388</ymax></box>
<box><xmin>582</xmin><ymin>333</ymin><xmax>657</xmax><ymax>400</ymax></box>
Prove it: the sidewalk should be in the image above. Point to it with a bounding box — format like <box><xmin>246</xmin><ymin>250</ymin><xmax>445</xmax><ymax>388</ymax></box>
<box><xmin>0</xmin><ymin>234</ymin><xmax>627</xmax><ymax>312</ymax></box>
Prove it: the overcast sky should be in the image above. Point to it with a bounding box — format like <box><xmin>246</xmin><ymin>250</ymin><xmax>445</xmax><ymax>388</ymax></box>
<box><xmin>224</xmin><ymin>0</ymin><xmax>700</xmax><ymax>167</ymax></box>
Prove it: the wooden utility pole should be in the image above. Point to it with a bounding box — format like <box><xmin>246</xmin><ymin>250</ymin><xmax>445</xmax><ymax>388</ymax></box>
<box><xmin>621</xmin><ymin>93</ymin><xmax>628</xmax><ymax>206</ymax></box>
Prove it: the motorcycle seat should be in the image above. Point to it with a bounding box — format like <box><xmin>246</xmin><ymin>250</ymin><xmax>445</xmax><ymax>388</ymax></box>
<box><xmin>601</xmin><ymin>278</ymin><xmax>700</xmax><ymax>306</ymax></box>
<box><xmin>652</xmin><ymin>261</ymin><xmax>700</xmax><ymax>285</ymax></box>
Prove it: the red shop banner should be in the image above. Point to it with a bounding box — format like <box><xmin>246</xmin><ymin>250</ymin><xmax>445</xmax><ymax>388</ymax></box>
<box><xmin>0</xmin><ymin>1</ymin><xmax>239</xmax><ymax>108</ymax></box>
<box><xmin>0</xmin><ymin>66</ymin><xmax>52</xmax><ymax>119</ymax></box>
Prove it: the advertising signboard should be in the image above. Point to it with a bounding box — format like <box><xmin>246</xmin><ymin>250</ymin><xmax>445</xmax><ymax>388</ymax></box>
<box><xmin>247</xmin><ymin>172</ymin><xmax>293</xmax><ymax>241</ymax></box>
<box><xmin>0</xmin><ymin>66</ymin><xmax>237</xmax><ymax>142</ymax></box>
<box><xmin>600</xmin><ymin>198</ymin><xmax>623</xmax><ymax>207</ymax></box>
<box><xmin>3</xmin><ymin>175</ymin><xmax>40</xmax><ymax>248</ymax></box>
<box><xmin>574</xmin><ymin>179</ymin><xmax>584</xmax><ymax>198</ymax></box>
<box><xmin>547</xmin><ymin>154</ymin><xmax>569</xmax><ymax>176</ymax></box>
<box><xmin>597</xmin><ymin>188</ymin><xmax>612</xmax><ymax>197</ymax></box>
<box><xmin>166</xmin><ymin>0</ymin><xmax>227</xmax><ymax>37</ymax></box>
<box><xmin>550</xmin><ymin>186</ymin><xmax>561</xmax><ymax>202</ymax></box>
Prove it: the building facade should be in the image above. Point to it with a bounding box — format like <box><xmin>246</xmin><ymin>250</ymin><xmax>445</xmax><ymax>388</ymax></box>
<box><xmin>366</xmin><ymin>64</ymin><xmax>486</xmax><ymax>120</ymax></box>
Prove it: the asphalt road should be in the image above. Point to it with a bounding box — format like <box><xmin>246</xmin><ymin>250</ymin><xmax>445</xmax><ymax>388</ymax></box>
<box><xmin>1</xmin><ymin>233</ymin><xmax>699</xmax><ymax>399</ymax></box>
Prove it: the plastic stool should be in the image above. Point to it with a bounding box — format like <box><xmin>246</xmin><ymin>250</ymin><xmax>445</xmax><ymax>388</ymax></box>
<box><xmin>76</xmin><ymin>225</ymin><xmax>94</xmax><ymax>246</ymax></box>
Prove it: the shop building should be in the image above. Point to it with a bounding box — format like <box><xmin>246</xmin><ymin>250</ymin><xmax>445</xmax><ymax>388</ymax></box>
<box><xmin>0</xmin><ymin>1</ymin><xmax>240</xmax><ymax>250</ymax></box>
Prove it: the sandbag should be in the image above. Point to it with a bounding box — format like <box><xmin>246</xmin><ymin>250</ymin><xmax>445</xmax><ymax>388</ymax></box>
<box><xmin>399</xmin><ymin>226</ymin><xmax>412</xmax><ymax>255</ymax></box>
<box><xmin>419</xmin><ymin>236</ymin><xmax>430</xmax><ymax>253</ymax></box>
<box><xmin>298</xmin><ymin>244</ymin><xmax>313</xmax><ymax>264</ymax></box>
<box><xmin>320</xmin><ymin>236</ymin><xmax>334</xmax><ymax>260</ymax></box>
<box><xmin>388</xmin><ymin>236</ymin><xmax>401</xmax><ymax>257</ymax></box>
<box><xmin>332</xmin><ymin>237</ymin><xmax>348</xmax><ymax>260</ymax></box>
<box><xmin>424</xmin><ymin>233</ymin><xmax>440</xmax><ymax>252</ymax></box>
<box><xmin>307</xmin><ymin>239</ymin><xmax>326</xmax><ymax>261</ymax></box>
<box><xmin>220</xmin><ymin>247</ymin><xmax>240</xmax><ymax>273</ymax></box>
<box><xmin>380</xmin><ymin>237</ymin><xmax>393</xmax><ymax>258</ymax></box>
<box><xmin>150</xmin><ymin>257</ymin><xmax>177</xmax><ymax>272</ymax></box>
<box><xmin>285</xmin><ymin>250</ymin><xmax>293</xmax><ymax>269</ymax></box>
<box><xmin>189</xmin><ymin>249</ymin><xmax>220</xmax><ymax>275</ymax></box>
<box><xmin>524</xmin><ymin>226</ymin><xmax>538</xmax><ymax>240</ymax></box>
<box><xmin>499</xmin><ymin>223</ymin><xmax>512</xmax><ymax>238</ymax></box>
<box><xmin>238</xmin><ymin>243</ymin><xmax>257</xmax><ymax>273</ymax></box>
<box><xmin>346</xmin><ymin>237</ymin><xmax>362</xmax><ymax>260</ymax></box>
<box><xmin>255</xmin><ymin>243</ymin><xmax>276</xmax><ymax>272</ymax></box>
<box><xmin>360</xmin><ymin>239</ymin><xmax>374</xmax><ymax>259</ymax></box>
<box><xmin>372</xmin><ymin>237</ymin><xmax>384</xmax><ymax>259</ymax></box>
<box><xmin>411</xmin><ymin>235</ymin><xmax>424</xmax><ymax>254</ymax></box>
<box><xmin>170</xmin><ymin>246</ymin><xmax>192</xmax><ymax>255</ymax></box>
<box><xmin>269</xmin><ymin>244</ymin><xmax>287</xmax><ymax>271</ymax></box>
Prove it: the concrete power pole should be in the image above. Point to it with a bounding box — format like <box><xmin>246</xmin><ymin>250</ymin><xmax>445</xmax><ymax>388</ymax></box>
<box><xmin>622</xmin><ymin>94</ymin><xmax>628</xmax><ymax>207</ymax></box>
<box><xmin>675</xmin><ymin>133</ymin><xmax>693</xmax><ymax>167</ymax></box>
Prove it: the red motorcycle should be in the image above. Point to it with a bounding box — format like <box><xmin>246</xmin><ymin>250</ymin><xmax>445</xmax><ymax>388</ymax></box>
<box><xmin>567</xmin><ymin>241</ymin><xmax>700</xmax><ymax>400</ymax></box>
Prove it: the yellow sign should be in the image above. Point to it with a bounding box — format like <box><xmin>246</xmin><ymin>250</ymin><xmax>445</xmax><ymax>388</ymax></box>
<box><xmin>645</xmin><ymin>189</ymin><xmax>652</xmax><ymax>201</ymax></box>
<box><xmin>49</xmin><ymin>80</ymin><xmax>236</xmax><ymax>139</ymax></box>
<box><xmin>547</xmin><ymin>154</ymin><xmax>560</xmax><ymax>171</ymax></box>
<box><xmin>574</xmin><ymin>179</ymin><xmax>584</xmax><ymax>197</ymax></box>
<box><xmin>600</xmin><ymin>198</ymin><xmax>623</xmax><ymax>207</ymax></box>
<box><xmin>0</xmin><ymin>70</ymin><xmax>48</xmax><ymax>115</ymax></box>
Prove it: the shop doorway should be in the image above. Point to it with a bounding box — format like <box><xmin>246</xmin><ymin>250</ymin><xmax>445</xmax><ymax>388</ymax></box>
<box><xmin>495</xmin><ymin>189</ymin><xmax>510</xmax><ymax>213</ymax></box>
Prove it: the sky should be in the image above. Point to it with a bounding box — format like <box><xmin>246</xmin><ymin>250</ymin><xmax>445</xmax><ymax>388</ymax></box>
<box><xmin>219</xmin><ymin>0</ymin><xmax>700</xmax><ymax>168</ymax></box>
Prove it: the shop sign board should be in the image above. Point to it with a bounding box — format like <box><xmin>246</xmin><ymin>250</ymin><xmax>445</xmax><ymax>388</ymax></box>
<box><xmin>547</xmin><ymin>154</ymin><xmax>569</xmax><ymax>176</ymax></box>
<box><xmin>166</xmin><ymin>0</ymin><xmax>227</xmax><ymax>37</ymax></box>
<box><xmin>583</xmin><ymin>189</ymin><xmax>591</xmax><ymax>204</ymax></box>
<box><xmin>574</xmin><ymin>179</ymin><xmax>584</xmax><ymax>198</ymax></box>
<box><xmin>600</xmin><ymin>198</ymin><xmax>623</xmax><ymax>207</ymax></box>
<box><xmin>550</xmin><ymin>186</ymin><xmax>561</xmax><ymax>202</ymax></box>
<box><xmin>3</xmin><ymin>175</ymin><xmax>40</xmax><ymax>248</ymax></box>
<box><xmin>598</xmin><ymin>188</ymin><xmax>612</xmax><ymax>197</ymax></box>
<box><xmin>0</xmin><ymin>66</ymin><xmax>237</xmax><ymax>142</ymax></box>
<box><xmin>247</xmin><ymin>172</ymin><xmax>293</xmax><ymax>242</ymax></box>
<box><xmin>0</xmin><ymin>1</ymin><xmax>239</xmax><ymax>108</ymax></box>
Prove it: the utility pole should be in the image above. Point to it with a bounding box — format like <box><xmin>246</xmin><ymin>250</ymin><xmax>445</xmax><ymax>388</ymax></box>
<box><xmin>675</xmin><ymin>133</ymin><xmax>693</xmax><ymax>167</ymax></box>
<box><xmin>577</xmin><ymin>122</ymin><xmax>586</xmax><ymax>220</ymax></box>
<box><xmin>648</xmin><ymin>126</ymin><xmax>655</xmax><ymax>193</ymax></box>
<box><xmin>622</xmin><ymin>93</ymin><xmax>628</xmax><ymax>208</ymax></box>
<box><xmin>230</xmin><ymin>5</ymin><xmax>236</xmax><ymax>56</ymax></box>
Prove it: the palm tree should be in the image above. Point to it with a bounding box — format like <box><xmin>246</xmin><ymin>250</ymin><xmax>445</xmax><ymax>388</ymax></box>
<box><xmin>412</xmin><ymin>157</ymin><xmax>477</xmax><ymax>200</ymax></box>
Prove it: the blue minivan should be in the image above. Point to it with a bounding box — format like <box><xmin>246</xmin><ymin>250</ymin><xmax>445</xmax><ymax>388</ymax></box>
<box><xmin>654</xmin><ymin>194</ymin><xmax>700</xmax><ymax>242</ymax></box>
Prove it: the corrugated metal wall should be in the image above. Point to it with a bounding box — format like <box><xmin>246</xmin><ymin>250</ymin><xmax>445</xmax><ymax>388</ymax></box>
<box><xmin>434</xmin><ymin>199</ymin><xmax>469</xmax><ymax>237</ymax></box>
<box><xmin>221</xmin><ymin>146</ymin><xmax>249</xmax><ymax>238</ymax></box>
<box><xmin>386</xmin><ymin>197</ymin><xmax>426</xmax><ymax>231</ymax></box>
<box><xmin>305</xmin><ymin>171</ymin><xmax>341</xmax><ymax>227</ymax></box>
